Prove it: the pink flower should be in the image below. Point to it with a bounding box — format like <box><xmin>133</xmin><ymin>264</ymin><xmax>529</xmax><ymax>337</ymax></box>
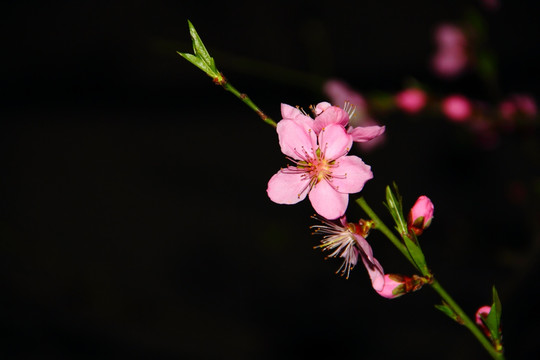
<box><xmin>513</xmin><ymin>94</ymin><xmax>537</xmax><ymax>118</ymax></box>
<box><xmin>435</xmin><ymin>24</ymin><xmax>467</xmax><ymax>49</ymax></box>
<box><xmin>267</xmin><ymin>105</ymin><xmax>374</xmax><ymax>220</ymax></box>
<box><xmin>408</xmin><ymin>196</ymin><xmax>434</xmax><ymax>236</ymax></box>
<box><xmin>395</xmin><ymin>88</ymin><xmax>427</xmax><ymax>114</ymax></box>
<box><xmin>311</xmin><ymin>215</ymin><xmax>384</xmax><ymax>289</ymax></box>
<box><xmin>376</xmin><ymin>274</ymin><xmax>429</xmax><ymax>299</ymax></box>
<box><xmin>431</xmin><ymin>49</ymin><xmax>468</xmax><ymax>78</ymax></box>
<box><xmin>442</xmin><ymin>95</ymin><xmax>472</xmax><ymax>122</ymax></box>
<box><xmin>431</xmin><ymin>24</ymin><xmax>468</xmax><ymax>78</ymax></box>
<box><xmin>323</xmin><ymin>80</ymin><xmax>386</xmax><ymax>151</ymax></box>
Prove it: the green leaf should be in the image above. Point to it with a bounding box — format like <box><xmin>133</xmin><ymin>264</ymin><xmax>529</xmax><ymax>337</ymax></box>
<box><xmin>384</xmin><ymin>184</ymin><xmax>407</xmax><ymax>235</ymax></box>
<box><xmin>176</xmin><ymin>51</ymin><xmax>213</xmax><ymax>74</ymax></box>
<box><xmin>435</xmin><ymin>302</ymin><xmax>463</xmax><ymax>324</ymax></box>
<box><xmin>485</xmin><ymin>286</ymin><xmax>502</xmax><ymax>342</ymax></box>
<box><xmin>187</xmin><ymin>20</ymin><xmax>217</xmax><ymax>72</ymax></box>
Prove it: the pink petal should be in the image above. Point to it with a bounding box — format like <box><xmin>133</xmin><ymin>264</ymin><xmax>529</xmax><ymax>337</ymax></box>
<box><xmin>317</xmin><ymin>124</ymin><xmax>353</xmax><ymax>160</ymax></box>
<box><xmin>312</xmin><ymin>106</ymin><xmax>350</xmax><ymax>134</ymax></box>
<box><xmin>276</xmin><ymin>119</ymin><xmax>317</xmax><ymax>160</ymax></box>
<box><xmin>360</xmin><ymin>254</ymin><xmax>385</xmax><ymax>291</ymax></box>
<box><xmin>348</xmin><ymin>125</ymin><xmax>386</xmax><ymax>142</ymax></box>
<box><xmin>331</xmin><ymin>156</ymin><xmax>373</xmax><ymax>194</ymax></box>
<box><xmin>280</xmin><ymin>103</ymin><xmax>314</xmax><ymax>129</ymax></box>
<box><xmin>267</xmin><ymin>170</ymin><xmax>309</xmax><ymax>204</ymax></box>
<box><xmin>308</xmin><ymin>180</ymin><xmax>348</xmax><ymax>220</ymax></box>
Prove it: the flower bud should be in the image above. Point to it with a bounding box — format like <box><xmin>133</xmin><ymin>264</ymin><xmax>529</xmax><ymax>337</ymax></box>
<box><xmin>408</xmin><ymin>196</ymin><xmax>434</xmax><ymax>236</ymax></box>
<box><xmin>395</xmin><ymin>88</ymin><xmax>427</xmax><ymax>114</ymax></box>
<box><xmin>475</xmin><ymin>305</ymin><xmax>492</xmax><ymax>337</ymax></box>
<box><xmin>442</xmin><ymin>95</ymin><xmax>472</xmax><ymax>122</ymax></box>
<box><xmin>376</xmin><ymin>274</ymin><xmax>429</xmax><ymax>299</ymax></box>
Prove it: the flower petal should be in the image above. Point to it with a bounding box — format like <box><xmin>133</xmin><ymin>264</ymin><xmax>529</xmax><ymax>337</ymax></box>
<box><xmin>360</xmin><ymin>255</ymin><xmax>385</xmax><ymax>291</ymax></box>
<box><xmin>330</xmin><ymin>156</ymin><xmax>373</xmax><ymax>194</ymax></box>
<box><xmin>317</xmin><ymin>124</ymin><xmax>353</xmax><ymax>160</ymax></box>
<box><xmin>355</xmin><ymin>236</ymin><xmax>385</xmax><ymax>291</ymax></box>
<box><xmin>281</xmin><ymin>103</ymin><xmax>314</xmax><ymax>129</ymax></box>
<box><xmin>312</xmin><ymin>106</ymin><xmax>349</xmax><ymax>134</ymax></box>
<box><xmin>308</xmin><ymin>180</ymin><xmax>348</xmax><ymax>220</ymax></box>
<box><xmin>276</xmin><ymin>119</ymin><xmax>317</xmax><ymax>159</ymax></box>
<box><xmin>348</xmin><ymin>125</ymin><xmax>386</xmax><ymax>142</ymax></box>
<box><xmin>267</xmin><ymin>170</ymin><xmax>309</xmax><ymax>204</ymax></box>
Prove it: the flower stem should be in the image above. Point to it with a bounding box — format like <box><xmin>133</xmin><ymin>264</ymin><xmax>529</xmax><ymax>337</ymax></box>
<box><xmin>355</xmin><ymin>197</ymin><xmax>417</xmax><ymax>270</ymax></box>
<box><xmin>219</xmin><ymin>78</ymin><xmax>277</xmax><ymax>128</ymax></box>
<box><xmin>430</xmin><ymin>280</ymin><xmax>506</xmax><ymax>360</ymax></box>
<box><xmin>356</xmin><ymin>196</ymin><xmax>505</xmax><ymax>360</ymax></box>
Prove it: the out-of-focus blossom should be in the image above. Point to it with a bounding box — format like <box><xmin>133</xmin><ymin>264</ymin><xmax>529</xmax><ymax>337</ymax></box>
<box><xmin>435</xmin><ymin>24</ymin><xmax>467</xmax><ymax>49</ymax></box>
<box><xmin>432</xmin><ymin>50</ymin><xmax>468</xmax><ymax>78</ymax></box>
<box><xmin>442</xmin><ymin>95</ymin><xmax>472</xmax><ymax>122</ymax></box>
<box><xmin>408</xmin><ymin>195</ymin><xmax>434</xmax><ymax>236</ymax></box>
<box><xmin>498</xmin><ymin>94</ymin><xmax>537</xmax><ymax>130</ymax></box>
<box><xmin>267</xmin><ymin>104</ymin><xmax>374</xmax><ymax>220</ymax></box>
<box><xmin>475</xmin><ymin>305</ymin><xmax>492</xmax><ymax>337</ymax></box>
<box><xmin>480</xmin><ymin>0</ymin><xmax>500</xmax><ymax>11</ymax></box>
<box><xmin>431</xmin><ymin>24</ymin><xmax>468</xmax><ymax>78</ymax></box>
<box><xmin>323</xmin><ymin>80</ymin><xmax>386</xmax><ymax>151</ymax></box>
<box><xmin>312</xmin><ymin>215</ymin><xmax>384</xmax><ymax>288</ymax></box>
<box><xmin>395</xmin><ymin>88</ymin><xmax>427</xmax><ymax>114</ymax></box>
<box><xmin>376</xmin><ymin>274</ymin><xmax>429</xmax><ymax>299</ymax></box>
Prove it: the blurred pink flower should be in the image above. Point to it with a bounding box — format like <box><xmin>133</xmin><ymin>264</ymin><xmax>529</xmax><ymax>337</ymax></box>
<box><xmin>442</xmin><ymin>95</ymin><xmax>472</xmax><ymax>122</ymax></box>
<box><xmin>480</xmin><ymin>0</ymin><xmax>500</xmax><ymax>11</ymax></box>
<box><xmin>323</xmin><ymin>80</ymin><xmax>386</xmax><ymax>151</ymax></box>
<box><xmin>312</xmin><ymin>215</ymin><xmax>384</xmax><ymax>288</ymax></box>
<box><xmin>408</xmin><ymin>196</ymin><xmax>434</xmax><ymax>236</ymax></box>
<box><xmin>513</xmin><ymin>94</ymin><xmax>537</xmax><ymax>118</ymax></box>
<box><xmin>431</xmin><ymin>49</ymin><xmax>468</xmax><ymax>78</ymax></box>
<box><xmin>395</xmin><ymin>88</ymin><xmax>427</xmax><ymax>114</ymax></box>
<box><xmin>432</xmin><ymin>24</ymin><xmax>468</xmax><ymax>78</ymax></box>
<box><xmin>267</xmin><ymin>105</ymin><xmax>373</xmax><ymax>220</ymax></box>
<box><xmin>435</xmin><ymin>24</ymin><xmax>467</xmax><ymax>49</ymax></box>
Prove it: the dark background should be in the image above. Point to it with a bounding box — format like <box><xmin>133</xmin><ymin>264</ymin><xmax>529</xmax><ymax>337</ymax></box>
<box><xmin>1</xmin><ymin>1</ymin><xmax>539</xmax><ymax>359</ymax></box>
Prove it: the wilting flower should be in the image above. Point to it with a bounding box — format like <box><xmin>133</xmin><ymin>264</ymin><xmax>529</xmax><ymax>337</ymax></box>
<box><xmin>442</xmin><ymin>95</ymin><xmax>472</xmax><ymax>122</ymax></box>
<box><xmin>395</xmin><ymin>88</ymin><xmax>427</xmax><ymax>114</ymax></box>
<box><xmin>267</xmin><ymin>104</ymin><xmax>374</xmax><ymax>220</ymax></box>
<box><xmin>376</xmin><ymin>274</ymin><xmax>429</xmax><ymax>299</ymax></box>
<box><xmin>408</xmin><ymin>196</ymin><xmax>434</xmax><ymax>236</ymax></box>
<box><xmin>311</xmin><ymin>215</ymin><xmax>384</xmax><ymax>289</ymax></box>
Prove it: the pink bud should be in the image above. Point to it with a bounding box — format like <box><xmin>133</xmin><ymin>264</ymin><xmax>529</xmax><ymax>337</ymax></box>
<box><xmin>499</xmin><ymin>100</ymin><xmax>517</xmax><ymax>121</ymax></box>
<box><xmin>442</xmin><ymin>95</ymin><xmax>472</xmax><ymax>122</ymax></box>
<box><xmin>377</xmin><ymin>274</ymin><xmax>429</xmax><ymax>299</ymax></box>
<box><xmin>514</xmin><ymin>94</ymin><xmax>537</xmax><ymax>118</ymax></box>
<box><xmin>376</xmin><ymin>274</ymin><xmax>406</xmax><ymax>299</ymax></box>
<box><xmin>408</xmin><ymin>196</ymin><xmax>434</xmax><ymax>236</ymax></box>
<box><xmin>395</xmin><ymin>88</ymin><xmax>427</xmax><ymax>114</ymax></box>
<box><xmin>475</xmin><ymin>305</ymin><xmax>492</xmax><ymax>326</ymax></box>
<box><xmin>475</xmin><ymin>305</ymin><xmax>492</xmax><ymax>337</ymax></box>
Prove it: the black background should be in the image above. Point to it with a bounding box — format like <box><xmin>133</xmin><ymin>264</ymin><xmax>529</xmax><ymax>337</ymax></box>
<box><xmin>1</xmin><ymin>1</ymin><xmax>539</xmax><ymax>359</ymax></box>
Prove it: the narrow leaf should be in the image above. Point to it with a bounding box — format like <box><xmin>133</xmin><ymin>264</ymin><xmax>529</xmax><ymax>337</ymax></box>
<box><xmin>435</xmin><ymin>303</ymin><xmax>463</xmax><ymax>324</ymax></box>
<box><xmin>187</xmin><ymin>20</ymin><xmax>213</xmax><ymax>69</ymax></box>
<box><xmin>176</xmin><ymin>51</ymin><xmax>213</xmax><ymax>75</ymax></box>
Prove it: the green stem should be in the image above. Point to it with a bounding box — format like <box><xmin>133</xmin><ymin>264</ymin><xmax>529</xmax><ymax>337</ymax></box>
<box><xmin>430</xmin><ymin>280</ymin><xmax>506</xmax><ymax>360</ymax></box>
<box><xmin>355</xmin><ymin>197</ymin><xmax>416</xmax><ymax>269</ymax></box>
<box><xmin>356</xmin><ymin>196</ymin><xmax>504</xmax><ymax>360</ymax></box>
<box><xmin>220</xmin><ymin>80</ymin><xmax>277</xmax><ymax>128</ymax></box>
